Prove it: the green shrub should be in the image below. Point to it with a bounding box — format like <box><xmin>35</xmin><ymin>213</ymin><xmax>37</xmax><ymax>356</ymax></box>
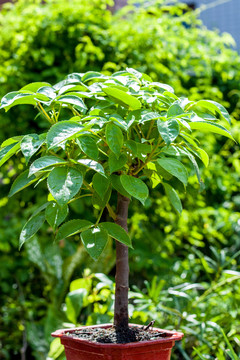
<box><xmin>0</xmin><ymin>1</ymin><xmax>240</xmax><ymax>359</ymax></box>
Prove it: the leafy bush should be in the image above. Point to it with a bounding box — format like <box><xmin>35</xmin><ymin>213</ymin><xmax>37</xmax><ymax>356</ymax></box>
<box><xmin>0</xmin><ymin>0</ymin><xmax>240</xmax><ymax>359</ymax></box>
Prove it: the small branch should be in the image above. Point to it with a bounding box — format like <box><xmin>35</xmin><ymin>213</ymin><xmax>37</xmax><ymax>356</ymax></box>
<box><xmin>95</xmin><ymin>207</ymin><xmax>104</xmax><ymax>226</ymax></box>
<box><xmin>68</xmin><ymin>193</ymin><xmax>92</xmax><ymax>204</ymax></box>
<box><xmin>134</xmin><ymin>126</ymin><xmax>142</xmax><ymax>140</ymax></box>
<box><xmin>37</xmin><ymin>102</ymin><xmax>52</xmax><ymax>123</ymax></box>
<box><xmin>146</xmin><ymin>120</ymin><xmax>155</xmax><ymax>139</ymax></box>
<box><xmin>144</xmin><ymin>320</ymin><xmax>155</xmax><ymax>330</ymax></box>
<box><xmin>83</xmin><ymin>180</ymin><xmax>94</xmax><ymax>192</ymax></box>
<box><xmin>133</xmin><ymin>139</ymin><xmax>163</xmax><ymax>175</ymax></box>
<box><xmin>106</xmin><ymin>203</ymin><xmax>117</xmax><ymax>220</ymax></box>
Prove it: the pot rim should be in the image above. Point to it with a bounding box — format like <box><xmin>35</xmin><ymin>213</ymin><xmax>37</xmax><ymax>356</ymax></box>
<box><xmin>51</xmin><ymin>323</ymin><xmax>184</xmax><ymax>348</ymax></box>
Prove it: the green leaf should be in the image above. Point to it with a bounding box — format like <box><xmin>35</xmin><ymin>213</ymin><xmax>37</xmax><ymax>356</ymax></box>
<box><xmin>103</xmin><ymin>87</ymin><xmax>141</xmax><ymax>110</ymax></box>
<box><xmin>19</xmin><ymin>213</ymin><xmax>45</xmax><ymax>249</ymax></box>
<box><xmin>195</xmin><ymin>147</ymin><xmax>209</xmax><ymax>167</ymax></box>
<box><xmin>157</xmin><ymin>158</ymin><xmax>188</xmax><ymax>186</ymax></box>
<box><xmin>56</xmin><ymin>219</ymin><xmax>93</xmax><ymax>241</ymax></box>
<box><xmin>92</xmin><ymin>173</ymin><xmax>110</xmax><ymax>199</ymax></box>
<box><xmin>1</xmin><ymin>136</ymin><xmax>22</xmax><ymax>148</ymax></box>
<box><xmin>0</xmin><ymin>91</ymin><xmax>49</xmax><ymax>111</ymax></box>
<box><xmin>48</xmin><ymin>338</ymin><xmax>64</xmax><ymax>359</ymax></box>
<box><xmin>82</xmin><ymin>71</ymin><xmax>107</xmax><ymax>83</ymax></box>
<box><xmin>193</xmin><ymin>348</ymin><xmax>207</xmax><ymax>360</ymax></box>
<box><xmin>189</xmin><ymin>121</ymin><xmax>234</xmax><ymax>141</ymax></box>
<box><xmin>56</xmin><ymin>95</ymin><xmax>87</xmax><ymax>112</ymax></box>
<box><xmin>157</xmin><ymin>119</ymin><xmax>180</xmax><ymax>146</ymax></box>
<box><xmin>0</xmin><ymin>141</ymin><xmax>20</xmax><ymax>167</ymax></box>
<box><xmin>220</xmin><ymin>329</ymin><xmax>239</xmax><ymax>360</ymax></box>
<box><xmin>77</xmin><ymin>135</ymin><xmax>99</xmax><ymax>160</ymax></box>
<box><xmin>155</xmin><ymin>163</ymin><xmax>172</xmax><ymax>181</ymax></box>
<box><xmin>181</xmin><ymin>148</ymin><xmax>203</xmax><ymax>189</ymax></box>
<box><xmin>167</xmin><ymin>103</ymin><xmax>184</xmax><ymax>117</ymax></box>
<box><xmin>109</xmin><ymin>152</ymin><xmax>127</xmax><ymax>174</ymax></box>
<box><xmin>100</xmin><ymin>222</ymin><xmax>132</xmax><ymax>247</ymax></box>
<box><xmin>47</xmin><ymin>167</ymin><xmax>83</xmax><ymax>206</ymax></box>
<box><xmin>9</xmin><ymin>170</ymin><xmax>38</xmax><ymax>197</ymax></box>
<box><xmin>110</xmin><ymin>174</ymin><xmax>131</xmax><ymax>198</ymax></box>
<box><xmin>120</xmin><ymin>175</ymin><xmax>148</xmax><ymax>205</ymax></box>
<box><xmin>106</xmin><ymin>123</ymin><xmax>123</xmax><ymax>157</ymax></box>
<box><xmin>21</xmin><ymin>82</ymin><xmax>51</xmax><ymax>92</ymax></box>
<box><xmin>81</xmin><ymin>226</ymin><xmax>109</xmax><ymax>260</ymax></box>
<box><xmin>66</xmin><ymin>288</ymin><xmax>88</xmax><ymax>324</ymax></box>
<box><xmin>45</xmin><ymin>202</ymin><xmax>68</xmax><ymax>230</ymax></box>
<box><xmin>139</xmin><ymin>111</ymin><xmax>160</xmax><ymax>124</ymax></box>
<box><xmin>77</xmin><ymin>159</ymin><xmax>105</xmax><ymax>176</ymax></box>
<box><xmin>29</xmin><ymin>155</ymin><xmax>66</xmax><ymax>176</ymax></box>
<box><xmin>47</xmin><ymin>121</ymin><xmax>84</xmax><ymax>149</ymax></box>
<box><xmin>163</xmin><ymin>183</ymin><xmax>182</xmax><ymax>214</ymax></box>
<box><xmin>92</xmin><ymin>186</ymin><xmax>111</xmax><ymax>210</ymax></box>
<box><xmin>189</xmin><ymin>100</ymin><xmax>231</xmax><ymax>124</ymax></box>
<box><xmin>21</xmin><ymin>133</ymin><xmax>46</xmax><ymax>164</ymax></box>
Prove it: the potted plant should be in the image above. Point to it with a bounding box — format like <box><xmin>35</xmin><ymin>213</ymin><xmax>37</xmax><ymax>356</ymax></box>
<box><xmin>0</xmin><ymin>68</ymin><xmax>234</xmax><ymax>359</ymax></box>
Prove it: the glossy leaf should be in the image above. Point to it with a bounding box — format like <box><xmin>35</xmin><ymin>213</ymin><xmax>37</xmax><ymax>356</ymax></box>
<box><xmin>103</xmin><ymin>87</ymin><xmax>141</xmax><ymax>109</ymax></box>
<box><xmin>19</xmin><ymin>213</ymin><xmax>45</xmax><ymax>249</ymax></box>
<box><xmin>21</xmin><ymin>82</ymin><xmax>51</xmax><ymax>92</ymax></box>
<box><xmin>47</xmin><ymin>167</ymin><xmax>83</xmax><ymax>206</ymax></box>
<box><xmin>167</xmin><ymin>103</ymin><xmax>184</xmax><ymax>117</ymax></box>
<box><xmin>100</xmin><ymin>222</ymin><xmax>132</xmax><ymax>247</ymax></box>
<box><xmin>29</xmin><ymin>155</ymin><xmax>66</xmax><ymax>176</ymax></box>
<box><xmin>77</xmin><ymin>159</ymin><xmax>105</xmax><ymax>176</ymax></box>
<box><xmin>109</xmin><ymin>152</ymin><xmax>127</xmax><ymax>174</ymax></box>
<box><xmin>120</xmin><ymin>175</ymin><xmax>148</xmax><ymax>204</ymax></box>
<box><xmin>56</xmin><ymin>219</ymin><xmax>93</xmax><ymax>241</ymax></box>
<box><xmin>77</xmin><ymin>135</ymin><xmax>99</xmax><ymax>160</ymax></box>
<box><xmin>157</xmin><ymin>158</ymin><xmax>188</xmax><ymax>186</ymax></box>
<box><xmin>0</xmin><ymin>91</ymin><xmax>49</xmax><ymax>111</ymax></box>
<box><xmin>92</xmin><ymin>173</ymin><xmax>110</xmax><ymax>199</ymax></box>
<box><xmin>82</xmin><ymin>71</ymin><xmax>107</xmax><ymax>83</ymax></box>
<box><xmin>9</xmin><ymin>170</ymin><xmax>38</xmax><ymax>197</ymax></box>
<box><xmin>56</xmin><ymin>95</ymin><xmax>87</xmax><ymax>111</ymax></box>
<box><xmin>189</xmin><ymin>121</ymin><xmax>234</xmax><ymax>141</ymax></box>
<box><xmin>163</xmin><ymin>183</ymin><xmax>182</xmax><ymax>214</ymax></box>
<box><xmin>45</xmin><ymin>202</ymin><xmax>68</xmax><ymax>230</ymax></box>
<box><xmin>47</xmin><ymin>121</ymin><xmax>84</xmax><ymax>149</ymax></box>
<box><xmin>0</xmin><ymin>141</ymin><xmax>20</xmax><ymax>167</ymax></box>
<box><xmin>110</xmin><ymin>174</ymin><xmax>131</xmax><ymax>198</ymax></box>
<box><xmin>66</xmin><ymin>288</ymin><xmax>87</xmax><ymax>324</ymax></box>
<box><xmin>81</xmin><ymin>226</ymin><xmax>109</xmax><ymax>260</ymax></box>
<box><xmin>157</xmin><ymin>119</ymin><xmax>179</xmax><ymax>146</ymax></box>
<box><xmin>189</xmin><ymin>100</ymin><xmax>231</xmax><ymax>124</ymax></box>
<box><xmin>106</xmin><ymin>123</ymin><xmax>123</xmax><ymax>157</ymax></box>
<box><xmin>21</xmin><ymin>133</ymin><xmax>46</xmax><ymax>164</ymax></box>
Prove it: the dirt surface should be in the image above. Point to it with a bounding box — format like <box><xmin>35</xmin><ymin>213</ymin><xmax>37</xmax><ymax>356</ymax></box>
<box><xmin>66</xmin><ymin>326</ymin><xmax>173</xmax><ymax>344</ymax></box>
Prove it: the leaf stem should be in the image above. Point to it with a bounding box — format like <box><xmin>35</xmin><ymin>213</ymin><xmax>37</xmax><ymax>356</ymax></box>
<box><xmin>146</xmin><ymin>120</ymin><xmax>155</xmax><ymax>139</ymax></box>
<box><xmin>37</xmin><ymin>102</ymin><xmax>52</xmax><ymax>123</ymax></box>
<box><xmin>68</xmin><ymin>193</ymin><xmax>92</xmax><ymax>204</ymax></box>
<box><xmin>83</xmin><ymin>180</ymin><xmax>94</xmax><ymax>192</ymax></box>
<box><xmin>106</xmin><ymin>203</ymin><xmax>117</xmax><ymax>220</ymax></box>
<box><xmin>133</xmin><ymin>139</ymin><xmax>162</xmax><ymax>175</ymax></box>
<box><xmin>95</xmin><ymin>207</ymin><xmax>104</xmax><ymax>226</ymax></box>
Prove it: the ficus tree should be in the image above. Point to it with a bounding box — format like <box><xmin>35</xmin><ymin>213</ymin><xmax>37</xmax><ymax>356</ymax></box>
<box><xmin>0</xmin><ymin>68</ymin><xmax>234</xmax><ymax>333</ymax></box>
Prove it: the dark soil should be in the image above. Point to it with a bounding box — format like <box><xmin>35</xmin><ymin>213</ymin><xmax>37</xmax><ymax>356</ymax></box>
<box><xmin>66</xmin><ymin>326</ymin><xmax>173</xmax><ymax>344</ymax></box>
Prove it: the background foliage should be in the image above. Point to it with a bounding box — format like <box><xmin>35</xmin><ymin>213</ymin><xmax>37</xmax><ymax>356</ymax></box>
<box><xmin>0</xmin><ymin>0</ymin><xmax>239</xmax><ymax>359</ymax></box>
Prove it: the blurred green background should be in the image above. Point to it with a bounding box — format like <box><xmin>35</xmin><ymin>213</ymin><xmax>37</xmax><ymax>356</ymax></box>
<box><xmin>0</xmin><ymin>0</ymin><xmax>239</xmax><ymax>359</ymax></box>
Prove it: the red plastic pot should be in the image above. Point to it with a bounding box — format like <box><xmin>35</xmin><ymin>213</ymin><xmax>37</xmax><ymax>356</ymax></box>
<box><xmin>52</xmin><ymin>324</ymin><xmax>184</xmax><ymax>360</ymax></box>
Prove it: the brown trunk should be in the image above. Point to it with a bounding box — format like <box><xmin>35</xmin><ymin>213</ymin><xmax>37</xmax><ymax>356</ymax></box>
<box><xmin>114</xmin><ymin>193</ymin><xmax>130</xmax><ymax>331</ymax></box>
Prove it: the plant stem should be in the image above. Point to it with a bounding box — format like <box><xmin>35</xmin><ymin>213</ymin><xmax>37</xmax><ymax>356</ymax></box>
<box><xmin>37</xmin><ymin>102</ymin><xmax>52</xmax><ymax>123</ymax></box>
<box><xmin>114</xmin><ymin>193</ymin><xmax>130</xmax><ymax>331</ymax></box>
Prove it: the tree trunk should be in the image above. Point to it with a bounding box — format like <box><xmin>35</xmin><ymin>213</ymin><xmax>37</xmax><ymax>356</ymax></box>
<box><xmin>114</xmin><ymin>193</ymin><xmax>130</xmax><ymax>331</ymax></box>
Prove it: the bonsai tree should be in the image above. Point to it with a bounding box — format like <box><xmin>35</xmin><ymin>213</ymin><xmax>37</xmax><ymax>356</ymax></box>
<box><xmin>0</xmin><ymin>68</ymin><xmax>234</xmax><ymax>335</ymax></box>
